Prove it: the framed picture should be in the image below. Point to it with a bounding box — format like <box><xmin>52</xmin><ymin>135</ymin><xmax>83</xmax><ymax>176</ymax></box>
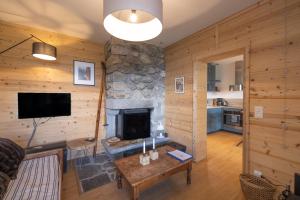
<box><xmin>73</xmin><ymin>60</ymin><xmax>95</xmax><ymax>86</ymax></box>
<box><xmin>175</xmin><ymin>77</ymin><xmax>184</xmax><ymax>93</ymax></box>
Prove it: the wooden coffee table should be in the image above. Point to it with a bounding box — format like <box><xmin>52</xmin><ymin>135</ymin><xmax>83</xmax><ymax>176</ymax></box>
<box><xmin>114</xmin><ymin>145</ymin><xmax>192</xmax><ymax>200</ymax></box>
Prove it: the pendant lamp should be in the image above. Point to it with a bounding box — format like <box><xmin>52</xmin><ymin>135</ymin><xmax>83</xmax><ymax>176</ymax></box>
<box><xmin>103</xmin><ymin>0</ymin><xmax>163</xmax><ymax>42</ymax></box>
<box><xmin>32</xmin><ymin>42</ymin><xmax>57</xmax><ymax>61</ymax></box>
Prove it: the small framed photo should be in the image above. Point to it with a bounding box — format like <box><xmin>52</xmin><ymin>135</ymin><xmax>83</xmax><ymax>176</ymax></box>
<box><xmin>73</xmin><ymin>60</ymin><xmax>95</xmax><ymax>86</ymax></box>
<box><xmin>175</xmin><ymin>77</ymin><xmax>184</xmax><ymax>93</ymax></box>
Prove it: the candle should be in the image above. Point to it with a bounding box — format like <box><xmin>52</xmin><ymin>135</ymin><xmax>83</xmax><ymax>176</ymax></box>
<box><xmin>143</xmin><ymin>140</ymin><xmax>146</xmax><ymax>154</ymax></box>
<box><xmin>153</xmin><ymin>137</ymin><xmax>155</xmax><ymax>150</ymax></box>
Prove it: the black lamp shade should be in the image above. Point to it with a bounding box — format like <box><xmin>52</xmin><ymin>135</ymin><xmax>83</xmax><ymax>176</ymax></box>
<box><xmin>32</xmin><ymin>42</ymin><xmax>57</xmax><ymax>61</ymax></box>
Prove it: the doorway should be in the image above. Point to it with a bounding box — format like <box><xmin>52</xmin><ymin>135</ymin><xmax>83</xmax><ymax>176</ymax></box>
<box><xmin>206</xmin><ymin>55</ymin><xmax>244</xmax><ymax>176</ymax></box>
<box><xmin>192</xmin><ymin>48</ymin><xmax>249</xmax><ymax>173</ymax></box>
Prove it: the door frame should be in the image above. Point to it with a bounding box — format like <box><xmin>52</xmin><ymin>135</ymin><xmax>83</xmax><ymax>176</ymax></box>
<box><xmin>192</xmin><ymin>47</ymin><xmax>250</xmax><ymax>173</ymax></box>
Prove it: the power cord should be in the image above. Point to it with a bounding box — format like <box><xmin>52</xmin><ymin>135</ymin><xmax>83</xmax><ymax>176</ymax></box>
<box><xmin>27</xmin><ymin>117</ymin><xmax>51</xmax><ymax>147</ymax></box>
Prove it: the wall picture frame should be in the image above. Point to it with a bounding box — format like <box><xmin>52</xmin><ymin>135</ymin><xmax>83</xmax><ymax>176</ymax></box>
<box><xmin>73</xmin><ymin>60</ymin><xmax>95</xmax><ymax>86</ymax></box>
<box><xmin>175</xmin><ymin>77</ymin><xmax>184</xmax><ymax>93</ymax></box>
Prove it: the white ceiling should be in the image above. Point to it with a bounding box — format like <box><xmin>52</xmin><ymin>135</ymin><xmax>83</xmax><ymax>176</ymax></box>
<box><xmin>0</xmin><ymin>0</ymin><xmax>258</xmax><ymax>47</ymax></box>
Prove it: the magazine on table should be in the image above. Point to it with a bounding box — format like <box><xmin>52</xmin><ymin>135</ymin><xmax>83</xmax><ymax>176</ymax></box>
<box><xmin>167</xmin><ymin>150</ymin><xmax>192</xmax><ymax>162</ymax></box>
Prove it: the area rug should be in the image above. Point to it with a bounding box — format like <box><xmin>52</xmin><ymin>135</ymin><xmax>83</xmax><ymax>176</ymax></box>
<box><xmin>74</xmin><ymin>152</ymin><xmax>116</xmax><ymax>193</ymax></box>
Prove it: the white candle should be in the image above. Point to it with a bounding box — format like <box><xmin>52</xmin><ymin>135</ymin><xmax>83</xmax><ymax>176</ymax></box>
<box><xmin>143</xmin><ymin>140</ymin><xmax>146</xmax><ymax>154</ymax></box>
<box><xmin>153</xmin><ymin>137</ymin><xmax>155</xmax><ymax>150</ymax></box>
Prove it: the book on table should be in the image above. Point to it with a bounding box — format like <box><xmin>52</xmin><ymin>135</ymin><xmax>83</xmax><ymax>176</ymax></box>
<box><xmin>167</xmin><ymin>150</ymin><xmax>192</xmax><ymax>162</ymax></box>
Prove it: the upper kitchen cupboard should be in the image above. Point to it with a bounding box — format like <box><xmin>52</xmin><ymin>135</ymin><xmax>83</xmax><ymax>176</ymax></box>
<box><xmin>207</xmin><ymin>63</ymin><xmax>220</xmax><ymax>92</ymax></box>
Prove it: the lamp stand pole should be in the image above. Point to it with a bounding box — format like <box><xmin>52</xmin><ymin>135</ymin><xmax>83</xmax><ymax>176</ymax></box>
<box><xmin>0</xmin><ymin>34</ymin><xmax>46</xmax><ymax>56</ymax></box>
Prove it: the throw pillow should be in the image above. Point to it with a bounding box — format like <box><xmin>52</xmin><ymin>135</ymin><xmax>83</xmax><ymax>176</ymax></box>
<box><xmin>0</xmin><ymin>138</ymin><xmax>25</xmax><ymax>179</ymax></box>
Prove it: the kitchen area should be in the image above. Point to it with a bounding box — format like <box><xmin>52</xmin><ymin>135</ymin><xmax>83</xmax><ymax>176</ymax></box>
<box><xmin>207</xmin><ymin>55</ymin><xmax>244</xmax><ymax>135</ymax></box>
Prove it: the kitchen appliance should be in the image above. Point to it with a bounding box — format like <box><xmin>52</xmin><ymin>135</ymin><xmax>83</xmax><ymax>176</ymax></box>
<box><xmin>212</xmin><ymin>99</ymin><xmax>217</xmax><ymax>106</ymax></box>
<box><xmin>223</xmin><ymin>107</ymin><xmax>243</xmax><ymax>134</ymax></box>
<box><xmin>216</xmin><ymin>98</ymin><xmax>228</xmax><ymax>106</ymax></box>
<box><xmin>229</xmin><ymin>84</ymin><xmax>243</xmax><ymax>91</ymax></box>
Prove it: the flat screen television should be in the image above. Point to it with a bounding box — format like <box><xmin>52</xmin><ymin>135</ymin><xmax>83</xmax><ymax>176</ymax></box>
<box><xmin>18</xmin><ymin>93</ymin><xmax>71</xmax><ymax>119</ymax></box>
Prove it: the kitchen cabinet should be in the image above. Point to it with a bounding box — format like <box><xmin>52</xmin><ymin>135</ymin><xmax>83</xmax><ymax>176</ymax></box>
<box><xmin>207</xmin><ymin>63</ymin><xmax>220</xmax><ymax>91</ymax></box>
<box><xmin>235</xmin><ymin>61</ymin><xmax>244</xmax><ymax>85</ymax></box>
<box><xmin>229</xmin><ymin>60</ymin><xmax>244</xmax><ymax>91</ymax></box>
<box><xmin>207</xmin><ymin>108</ymin><xmax>223</xmax><ymax>133</ymax></box>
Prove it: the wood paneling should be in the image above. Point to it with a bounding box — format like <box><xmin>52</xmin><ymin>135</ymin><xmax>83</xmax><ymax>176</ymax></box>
<box><xmin>0</xmin><ymin>20</ymin><xmax>105</xmax><ymax>149</ymax></box>
<box><xmin>165</xmin><ymin>0</ymin><xmax>300</xmax><ymax>189</ymax></box>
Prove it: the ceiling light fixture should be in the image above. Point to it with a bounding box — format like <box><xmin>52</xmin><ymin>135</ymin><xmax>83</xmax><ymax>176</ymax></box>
<box><xmin>103</xmin><ymin>0</ymin><xmax>163</xmax><ymax>42</ymax></box>
<box><xmin>129</xmin><ymin>10</ymin><xmax>138</xmax><ymax>23</ymax></box>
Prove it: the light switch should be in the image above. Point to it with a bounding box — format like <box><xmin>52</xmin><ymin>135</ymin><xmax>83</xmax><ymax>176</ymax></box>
<box><xmin>254</xmin><ymin>106</ymin><xmax>264</xmax><ymax>118</ymax></box>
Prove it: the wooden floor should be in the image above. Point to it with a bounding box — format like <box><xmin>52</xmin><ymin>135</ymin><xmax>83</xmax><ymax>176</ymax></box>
<box><xmin>62</xmin><ymin>131</ymin><xmax>244</xmax><ymax>200</ymax></box>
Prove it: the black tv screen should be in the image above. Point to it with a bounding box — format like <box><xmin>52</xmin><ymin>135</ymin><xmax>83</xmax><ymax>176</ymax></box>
<box><xmin>18</xmin><ymin>93</ymin><xmax>71</xmax><ymax>119</ymax></box>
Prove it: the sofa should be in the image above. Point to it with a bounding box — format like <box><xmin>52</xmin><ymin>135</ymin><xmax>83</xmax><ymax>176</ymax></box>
<box><xmin>2</xmin><ymin>148</ymin><xmax>63</xmax><ymax>200</ymax></box>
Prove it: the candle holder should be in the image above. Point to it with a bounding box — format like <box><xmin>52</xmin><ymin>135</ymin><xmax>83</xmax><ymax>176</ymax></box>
<box><xmin>149</xmin><ymin>149</ymin><xmax>159</xmax><ymax>160</ymax></box>
<box><xmin>139</xmin><ymin>153</ymin><xmax>150</xmax><ymax>166</ymax></box>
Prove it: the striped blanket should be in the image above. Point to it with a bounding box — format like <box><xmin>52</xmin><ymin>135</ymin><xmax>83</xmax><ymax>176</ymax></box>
<box><xmin>3</xmin><ymin>155</ymin><xmax>60</xmax><ymax>200</ymax></box>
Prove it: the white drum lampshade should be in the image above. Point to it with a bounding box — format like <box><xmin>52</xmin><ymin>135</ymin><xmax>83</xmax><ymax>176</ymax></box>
<box><xmin>103</xmin><ymin>0</ymin><xmax>163</xmax><ymax>42</ymax></box>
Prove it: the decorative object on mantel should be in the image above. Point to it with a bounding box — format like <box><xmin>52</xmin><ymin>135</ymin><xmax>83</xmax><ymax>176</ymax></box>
<box><xmin>175</xmin><ymin>77</ymin><xmax>185</xmax><ymax>93</ymax></box>
<box><xmin>0</xmin><ymin>34</ymin><xmax>57</xmax><ymax>61</ymax></box>
<box><xmin>103</xmin><ymin>0</ymin><xmax>163</xmax><ymax>42</ymax></box>
<box><xmin>149</xmin><ymin>137</ymin><xmax>158</xmax><ymax>160</ymax></box>
<box><xmin>139</xmin><ymin>140</ymin><xmax>150</xmax><ymax>166</ymax></box>
<box><xmin>105</xmin><ymin>137</ymin><xmax>144</xmax><ymax>148</ymax></box>
<box><xmin>156</xmin><ymin>122</ymin><xmax>165</xmax><ymax>138</ymax></box>
<box><xmin>107</xmin><ymin>137</ymin><xmax>121</xmax><ymax>144</ymax></box>
<box><xmin>73</xmin><ymin>60</ymin><xmax>95</xmax><ymax>86</ymax></box>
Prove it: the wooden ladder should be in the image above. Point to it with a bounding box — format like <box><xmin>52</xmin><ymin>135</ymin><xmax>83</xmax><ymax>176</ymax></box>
<box><xmin>93</xmin><ymin>62</ymin><xmax>106</xmax><ymax>157</ymax></box>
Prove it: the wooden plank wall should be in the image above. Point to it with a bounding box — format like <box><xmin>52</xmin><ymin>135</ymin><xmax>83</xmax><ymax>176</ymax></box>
<box><xmin>0</xmin><ymin>21</ymin><xmax>105</xmax><ymax>149</ymax></box>
<box><xmin>165</xmin><ymin>0</ymin><xmax>300</xmax><ymax>187</ymax></box>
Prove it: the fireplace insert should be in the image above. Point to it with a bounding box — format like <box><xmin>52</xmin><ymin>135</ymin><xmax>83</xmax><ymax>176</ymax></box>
<box><xmin>116</xmin><ymin>108</ymin><xmax>151</xmax><ymax>140</ymax></box>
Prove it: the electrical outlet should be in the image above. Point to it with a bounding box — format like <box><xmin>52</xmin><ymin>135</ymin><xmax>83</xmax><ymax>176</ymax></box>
<box><xmin>254</xmin><ymin>106</ymin><xmax>264</xmax><ymax>118</ymax></box>
<box><xmin>254</xmin><ymin>170</ymin><xmax>262</xmax><ymax>177</ymax></box>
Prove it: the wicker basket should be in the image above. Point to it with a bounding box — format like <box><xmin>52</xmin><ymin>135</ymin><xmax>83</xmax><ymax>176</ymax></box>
<box><xmin>240</xmin><ymin>174</ymin><xmax>276</xmax><ymax>200</ymax></box>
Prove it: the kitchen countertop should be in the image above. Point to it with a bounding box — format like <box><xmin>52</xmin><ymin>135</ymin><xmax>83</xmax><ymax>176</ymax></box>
<box><xmin>207</xmin><ymin>105</ymin><xmax>242</xmax><ymax>109</ymax></box>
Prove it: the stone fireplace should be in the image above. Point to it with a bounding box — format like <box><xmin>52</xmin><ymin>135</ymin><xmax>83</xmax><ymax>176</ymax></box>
<box><xmin>104</xmin><ymin>38</ymin><xmax>165</xmax><ymax>139</ymax></box>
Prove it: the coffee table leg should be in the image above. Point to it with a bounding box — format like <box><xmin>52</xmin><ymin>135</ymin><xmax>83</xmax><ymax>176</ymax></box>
<box><xmin>132</xmin><ymin>186</ymin><xmax>139</xmax><ymax>200</ymax></box>
<box><xmin>117</xmin><ymin>172</ymin><xmax>122</xmax><ymax>189</ymax></box>
<box><xmin>187</xmin><ymin>163</ymin><xmax>192</xmax><ymax>185</ymax></box>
